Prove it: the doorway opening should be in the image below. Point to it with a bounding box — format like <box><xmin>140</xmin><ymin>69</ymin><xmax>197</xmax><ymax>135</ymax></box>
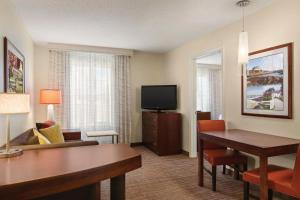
<box><xmin>190</xmin><ymin>49</ymin><xmax>224</xmax><ymax>157</ymax></box>
<box><xmin>195</xmin><ymin>50</ymin><xmax>223</xmax><ymax>120</ymax></box>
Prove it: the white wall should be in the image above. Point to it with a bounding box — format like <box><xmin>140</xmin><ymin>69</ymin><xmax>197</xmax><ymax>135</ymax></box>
<box><xmin>164</xmin><ymin>0</ymin><xmax>300</xmax><ymax>167</ymax></box>
<box><xmin>0</xmin><ymin>0</ymin><xmax>35</xmax><ymax>145</ymax></box>
<box><xmin>34</xmin><ymin>44</ymin><xmax>165</xmax><ymax>143</ymax></box>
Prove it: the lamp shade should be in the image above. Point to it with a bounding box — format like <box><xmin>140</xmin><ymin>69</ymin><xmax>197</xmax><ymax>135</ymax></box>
<box><xmin>238</xmin><ymin>31</ymin><xmax>249</xmax><ymax>64</ymax></box>
<box><xmin>40</xmin><ymin>89</ymin><xmax>61</xmax><ymax>104</ymax></box>
<box><xmin>0</xmin><ymin>93</ymin><xmax>30</xmax><ymax>114</ymax></box>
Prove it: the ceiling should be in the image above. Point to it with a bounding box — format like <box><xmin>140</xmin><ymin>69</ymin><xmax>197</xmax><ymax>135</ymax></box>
<box><xmin>11</xmin><ymin>0</ymin><xmax>275</xmax><ymax>52</ymax></box>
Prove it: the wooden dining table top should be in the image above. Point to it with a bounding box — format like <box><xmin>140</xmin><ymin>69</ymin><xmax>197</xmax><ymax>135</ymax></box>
<box><xmin>198</xmin><ymin>129</ymin><xmax>300</xmax><ymax>156</ymax></box>
<box><xmin>0</xmin><ymin>144</ymin><xmax>141</xmax><ymax>196</ymax></box>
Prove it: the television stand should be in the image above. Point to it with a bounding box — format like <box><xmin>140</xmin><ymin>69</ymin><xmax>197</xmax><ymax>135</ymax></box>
<box><xmin>142</xmin><ymin>111</ymin><xmax>182</xmax><ymax>156</ymax></box>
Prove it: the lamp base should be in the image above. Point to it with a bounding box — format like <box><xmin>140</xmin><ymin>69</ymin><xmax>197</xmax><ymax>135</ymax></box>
<box><xmin>47</xmin><ymin>104</ymin><xmax>55</xmax><ymax>121</ymax></box>
<box><xmin>0</xmin><ymin>148</ymin><xmax>23</xmax><ymax>158</ymax></box>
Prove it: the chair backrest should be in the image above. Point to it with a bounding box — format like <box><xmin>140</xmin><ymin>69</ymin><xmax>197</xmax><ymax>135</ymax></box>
<box><xmin>292</xmin><ymin>145</ymin><xmax>300</xmax><ymax>189</ymax></box>
<box><xmin>196</xmin><ymin>111</ymin><xmax>211</xmax><ymax>120</ymax></box>
<box><xmin>197</xmin><ymin>120</ymin><xmax>226</xmax><ymax>150</ymax></box>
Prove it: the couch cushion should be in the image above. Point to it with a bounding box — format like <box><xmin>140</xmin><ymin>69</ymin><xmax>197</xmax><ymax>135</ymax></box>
<box><xmin>27</xmin><ymin>135</ymin><xmax>39</xmax><ymax>145</ymax></box>
<box><xmin>39</xmin><ymin>124</ymin><xmax>65</xmax><ymax>144</ymax></box>
<box><xmin>243</xmin><ymin>165</ymin><xmax>293</xmax><ymax>186</ymax></box>
<box><xmin>15</xmin><ymin>140</ymin><xmax>99</xmax><ymax>151</ymax></box>
<box><xmin>33</xmin><ymin>129</ymin><xmax>51</xmax><ymax>145</ymax></box>
<box><xmin>36</xmin><ymin>120</ymin><xmax>55</xmax><ymax>130</ymax></box>
<box><xmin>204</xmin><ymin>149</ymin><xmax>248</xmax><ymax>166</ymax></box>
<box><xmin>10</xmin><ymin>129</ymin><xmax>39</xmax><ymax>146</ymax></box>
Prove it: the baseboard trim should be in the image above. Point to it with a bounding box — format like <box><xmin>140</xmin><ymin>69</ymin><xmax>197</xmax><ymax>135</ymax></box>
<box><xmin>182</xmin><ymin>150</ymin><xmax>189</xmax><ymax>156</ymax></box>
<box><xmin>130</xmin><ymin>142</ymin><xmax>143</xmax><ymax>147</ymax></box>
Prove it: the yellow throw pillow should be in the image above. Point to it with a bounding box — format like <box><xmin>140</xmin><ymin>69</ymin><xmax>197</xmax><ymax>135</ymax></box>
<box><xmin>33</xmin><ymin>129</ymin><xmax>51</xmax><ymax>145</ymax></box>
<box><xmin>39</xmin><ymin>124</ymin><xmax>65</xmax><ymax>144</ymax></box>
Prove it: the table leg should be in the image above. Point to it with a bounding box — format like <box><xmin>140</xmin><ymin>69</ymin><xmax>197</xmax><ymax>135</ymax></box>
<box><xmin>259</xmin><ymin>156</ymin><xmax>268</xmax><ymax>200</ymax></box>
<box><xmin>90</xmin><ymin>182</ymin><xmax>101</xmax><ymax>200</ymax></box>
<box><xmin>35</xmin><ymin>182</ymin><xmax>101</xmax><ymax>200</ymax></box>
<box><xmin>114</xmin><ymin>135</ymin><xmax>118</xmax><ymax>144</ymax></box>
<box><xmin>198</xmin><ymin>134</ymin><xmax>204</xmax><ymax>187</ymax></box>
<box><xmin>111</xmin><ymin>174</ymin><xmax>125</xmax><ymax>200</ymax></box>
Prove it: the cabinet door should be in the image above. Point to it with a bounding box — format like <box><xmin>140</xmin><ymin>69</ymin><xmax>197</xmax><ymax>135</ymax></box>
<box><xmin>142</xmin><ymin>112</ymin><xmax>158</xmax><ymax>151</ymax></box>
<box><xmin>157</xmin><ymin>113</ymin><xmax>182</xmax><ymax>155</ymax></box>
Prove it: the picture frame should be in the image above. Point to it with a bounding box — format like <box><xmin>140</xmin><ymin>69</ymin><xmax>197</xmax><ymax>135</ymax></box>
<box><xmin>241</xmin><ymin>43</ymin><xmax>293</xmax><ymax>119</ymax></box>
<box><xmin>4</xmin><ymin>37</ymin><xmax>25</xmax><ymax>93</ymax></box>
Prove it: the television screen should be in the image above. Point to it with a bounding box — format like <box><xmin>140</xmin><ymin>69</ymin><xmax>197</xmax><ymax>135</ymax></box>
<box><xmin>141</xmin><ymin>85</ymin><xmax>177</xmax><ymax>110</ymax></box>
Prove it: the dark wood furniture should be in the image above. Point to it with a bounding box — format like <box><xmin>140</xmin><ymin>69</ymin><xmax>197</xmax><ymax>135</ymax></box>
<box><xmin>62</xmin><ymin>129</ymin><xmax>82</xmax><ymax>140</ymax></box>
<box><xmin>197</xmin><ymin>129</ymin><xmax>300</xmax><ymax>200</ymax></box>
<box><xmin>142</xmin><ymin>111</ymin><xmax>182</xmax><ymax>156</ymax></box>
<box><xmin>196</xmin><ymin>112</ymin><xmax>211</xmax><ymax>152</ymax></box>
<box><xmin>243</xmin><ymin>145</ymin><xmax>300</xmax><ymax>200</ymax></box>
<box><xmin>0</xmin><ymin>144</ymin><xmax>142</xmax><ymax>200</ymax></box>
<box><xmin>197</xmin><ymin>120</ymin><xmax>248</xmax><ymax>191</ymax></box>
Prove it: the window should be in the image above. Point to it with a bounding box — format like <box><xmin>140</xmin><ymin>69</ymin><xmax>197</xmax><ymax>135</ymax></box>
<box><xmin>49</xmin><ymin>50</ymin><xmax>131</xmax><ymax>143</ymax></box>
<box><xmin>69</xmin><ymin>52</ymin><xmax>115</xmax><ymax>131</ymax></box>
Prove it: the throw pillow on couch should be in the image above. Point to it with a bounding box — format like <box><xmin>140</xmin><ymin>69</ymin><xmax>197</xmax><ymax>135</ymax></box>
<box><xmin>39</xmin><ymin>124</ymin><xmax>65</xmax><ymax>144</ymax></box>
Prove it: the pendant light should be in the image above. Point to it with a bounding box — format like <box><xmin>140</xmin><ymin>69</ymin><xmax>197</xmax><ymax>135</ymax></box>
<box><xmin>237</xmin><ymin>0</ymin><xmax>250</xmax><ymax>64</ymax></box>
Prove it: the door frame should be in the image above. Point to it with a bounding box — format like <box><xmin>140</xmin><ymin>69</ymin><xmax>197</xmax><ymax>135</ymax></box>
<box><xmin>189</xmin><ymin>47</ymin><xmax>225</xmax><ymax>158</ymax></box>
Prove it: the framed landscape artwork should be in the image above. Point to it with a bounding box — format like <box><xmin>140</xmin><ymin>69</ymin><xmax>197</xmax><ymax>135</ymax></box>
<box><xmin>4</xmin><ymin>37</ymin><xmax>25</xmax><ymax>93</ymax></box>
<box><xmin>242</xmin><ymin>43</ymin><xmax>293</xmax><ymax>119</ymax></box>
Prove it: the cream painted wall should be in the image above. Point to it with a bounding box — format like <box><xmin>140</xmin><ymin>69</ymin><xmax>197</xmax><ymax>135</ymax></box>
<box><xmin>0</xmin><ymin>0</ymin><xmax>35</xmax><ymax>145</ymax></box>
<box><xmin>130</xmin><ymin>51</ymin><xmax>165</xmax><ymax>143</ymax></box>
<box><xmin>164</xmin><ymin>0</ymin><xmax>300</xmax><ymax>167</ymax></box>
<box><xmin>33</xmin><ymin>45</ymin><xmax>165</xmax><ymax>142</ymax></box>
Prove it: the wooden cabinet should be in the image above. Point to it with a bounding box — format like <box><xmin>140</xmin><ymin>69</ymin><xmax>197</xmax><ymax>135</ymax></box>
<box><xmin>142</xmin><ymin>111</ymin><xmax>182</xmax><ymax>156</ymax></box>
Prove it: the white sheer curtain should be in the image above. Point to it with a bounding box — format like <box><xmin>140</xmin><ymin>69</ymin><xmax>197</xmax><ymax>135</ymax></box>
<box><xmin>196</xmin><ymin>64</ymin><xmax>223</xmax><ymax>120</ymax></box>
<box><xmin>49</xmin><ymin>50</ymin><xmax>71</xmax><ymax>128</ymax></box>
<box><xmin>49</xmin><ymin>50</ymin><xmax>131</xmax><ymax>144</ymax></box>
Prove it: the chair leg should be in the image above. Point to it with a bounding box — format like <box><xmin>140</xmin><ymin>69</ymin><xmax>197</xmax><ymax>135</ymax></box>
<box><xmin>234</xmin><ymin>164</ymin><xmax>239</xmax><ymax>180</ymax></box>
<box><xmin>243</xmin><ymin>163</ymin><xmax>248</xmax><ymax>172</ymax></box>
<box><xmin>212</xmin><ymin>166</ymin><xmax>217</xmax><ymax>191</ymax></box>
<box><xmin>243</xmin><ymin>181</ymin><xmax>249</xmax><ymax>200</ymax></box>
<box><xmin>222</xmin><ymin>165</ymin><xmax>226</xmax><ymax>174</ymax></box>
<box><xmin>268</xmin><ymin>189</ymin><xmax>273</xmax><ymax>200</ymax></box>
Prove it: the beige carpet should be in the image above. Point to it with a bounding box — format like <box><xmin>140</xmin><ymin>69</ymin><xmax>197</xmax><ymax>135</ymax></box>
<box><xmin>100</xmin><ymin>146</ymin><xmax>293</xmax><ymax>200</ymax></box>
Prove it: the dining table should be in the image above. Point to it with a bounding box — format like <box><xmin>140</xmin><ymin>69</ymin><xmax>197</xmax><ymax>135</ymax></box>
<box><xmin>197</xmin><ymin>129</ymin><xmax>300</xmax><ymax>200</ymax></box>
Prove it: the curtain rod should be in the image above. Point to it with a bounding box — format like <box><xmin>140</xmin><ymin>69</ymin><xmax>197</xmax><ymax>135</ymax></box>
<box><xmin>47</xmin><ymin>43</ymin><xmax>134</xmax><ymax>56</ymax></box>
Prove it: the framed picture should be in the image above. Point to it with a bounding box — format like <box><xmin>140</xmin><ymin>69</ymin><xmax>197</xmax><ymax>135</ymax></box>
<box><xmin>242</xmin><ymin>43</ymin><xmax>293</xmax><ymax>119</ymax></box>
<box><xmin>4</xmin><ymin>37</ymin><xmax>25</xmax><ymax>93</ymax></box>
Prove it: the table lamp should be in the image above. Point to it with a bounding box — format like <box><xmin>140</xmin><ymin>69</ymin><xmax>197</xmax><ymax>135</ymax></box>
<box><xmin>0</xmin><ymin>93</ymin><xmax>30</xmax><ymax>158</ymax></box>
<box><xmin>40</xmin><ymin>89</ymin><xmax>61</xmax><ymax>121</ymax></box>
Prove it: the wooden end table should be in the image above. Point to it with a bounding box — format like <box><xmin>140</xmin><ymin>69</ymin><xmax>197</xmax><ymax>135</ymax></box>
<box><xmin>86</xmin><ymin>130</ymin><xmax>119</xmax><ymax>144</ymax></box>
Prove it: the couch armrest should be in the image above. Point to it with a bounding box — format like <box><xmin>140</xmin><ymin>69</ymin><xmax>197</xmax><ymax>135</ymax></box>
<box><xmin>62</xmin><ymin>129</ymin><xmax>82</xmax><ymax>141</ymax></box>
<box><xmin>9</xmin><ymin>140</ymin><xmax>99</xmax><ymax>151</ymax></box>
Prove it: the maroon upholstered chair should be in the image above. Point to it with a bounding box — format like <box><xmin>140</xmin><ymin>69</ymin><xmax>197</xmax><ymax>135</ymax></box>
<box><xmin>243</xmin><ymin>145</ymin><xmax>300</xmax><ymax>200</ymax></box>
<box><xmin>198</xmin><ymin>120</ymin><xmax>248</xmax><ymax>191</ymax></box>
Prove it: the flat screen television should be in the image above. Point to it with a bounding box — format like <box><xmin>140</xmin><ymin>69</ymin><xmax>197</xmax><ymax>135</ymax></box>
<box><xmin>141</xmin><ymin>85</ymin><xmax>177</xmax><ymax>110</ymax></box>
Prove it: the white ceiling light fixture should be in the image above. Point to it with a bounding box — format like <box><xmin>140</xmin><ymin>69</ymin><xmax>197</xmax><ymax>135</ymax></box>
<box><xmin>237</xmin><ymin>0</ymin><xmax>250</xmax><ymax>64</ymax></box>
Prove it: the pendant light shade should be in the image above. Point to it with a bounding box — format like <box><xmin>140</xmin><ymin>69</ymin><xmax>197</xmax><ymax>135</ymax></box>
<box><xmin>238</xmin><ymin>31</ymin><xmax>249</xmax><ymax>64</ymax></box>
<box><xmin>237</xmin><ymin>0</ymin><xmax>250</xmax><ymax>64</ymax></box>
